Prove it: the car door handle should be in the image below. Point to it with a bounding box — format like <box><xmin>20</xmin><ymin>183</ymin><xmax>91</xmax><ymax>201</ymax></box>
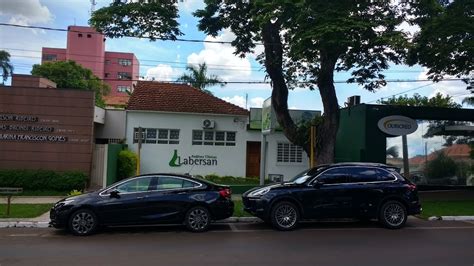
<box><xmin>136</xmin><ymin>196</ymin><xmax>148</xmax><ymax>200</ymax></box>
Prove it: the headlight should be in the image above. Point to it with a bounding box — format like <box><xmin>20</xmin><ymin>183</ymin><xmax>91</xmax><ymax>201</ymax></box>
<box><xmin>55</xmin><ymin>199</ymin><xmax>75</xmax><ymax>208</ymax></box>
<box><xmin>62</xmin><ymin>199</ymin><xmax>75</xmax><ymax>205</ymax></box>
<box><xmin>249</xmin><ymin>187</ymin><xmax>271</xmax><ymax>197</ymax></box>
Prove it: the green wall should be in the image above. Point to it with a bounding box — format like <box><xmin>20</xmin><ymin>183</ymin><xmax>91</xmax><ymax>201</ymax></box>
<box><xmin>106</xmin><ymin>144</ymin><xmax>124</xmax><ymax>186</ymax></box>
<box><xmin>335</xmin><ymin>104</ymin><xmax>474</xmax><ymax>164</ymax></box>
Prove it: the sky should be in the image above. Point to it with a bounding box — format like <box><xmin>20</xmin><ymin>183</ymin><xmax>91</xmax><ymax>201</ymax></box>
<box><xmin>0</xmin><ymin>0</ymin><xmax>472</xmax><ymax>157</ymax></box>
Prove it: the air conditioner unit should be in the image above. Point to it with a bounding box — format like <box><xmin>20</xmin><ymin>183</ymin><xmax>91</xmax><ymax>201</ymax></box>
<box><xmin>202</xmin><ymin>119</ymin><xmax>215</xmax><ymax>129</ymax></box>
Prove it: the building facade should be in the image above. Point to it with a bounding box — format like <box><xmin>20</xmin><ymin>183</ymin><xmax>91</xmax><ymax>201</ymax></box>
<box><xmin>42</xmin><ymin>26</ymin><xmax>140</xmax><ymax>107</ymax></box>
<box><xmin>125</xmin><ymin>81</ymin><xmax>316</xmax><ymax>180</ymax></box>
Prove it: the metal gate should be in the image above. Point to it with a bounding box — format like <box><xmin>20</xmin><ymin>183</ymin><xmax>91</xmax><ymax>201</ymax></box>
<box><xmin>90</xmin><ymin>144</ymin><xmax>108</xmax><ymax>189</ymax></box>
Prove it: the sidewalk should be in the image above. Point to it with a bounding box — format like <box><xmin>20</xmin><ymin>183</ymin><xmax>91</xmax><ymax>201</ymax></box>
<box><xmin>0</xmin><ymin>196</ymin><xmax>64</xmax><ymax>204</ymax></box>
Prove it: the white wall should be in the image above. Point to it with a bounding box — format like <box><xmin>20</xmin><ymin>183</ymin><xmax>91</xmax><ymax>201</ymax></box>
<box><xmin>245</xmin><ymin>131</ymin><xmax>310</xmax><ymax>181</ymax></box>
<box><xmin>126</xmin><ymin>111</ymin><xmax>310</xmax><ymax>180</ymax></box>
<box><xmin>126</xmin><ymin>111</ymin><xmax>249</xmax><ymax>177</ymax></box>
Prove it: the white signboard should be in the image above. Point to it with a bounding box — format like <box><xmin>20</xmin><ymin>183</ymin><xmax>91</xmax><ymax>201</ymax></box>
<box><xmin>377</xmin><ymin>115</ymin><xmax>418</xmax><ymax>136</ymax></box>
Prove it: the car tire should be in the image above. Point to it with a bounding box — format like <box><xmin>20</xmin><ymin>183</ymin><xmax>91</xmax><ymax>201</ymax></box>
<box><xmin>378</xmin><ymin>200</ymin><xmax>407</xmax><ymax>229</ymax></box>
<box><xmin>68</xmin><ymin>209</ymin><xmax>98</xmax><ymax>236</ymax></box>
<box><xmin>270</xmin><ymin>201</ymin><xmax>299</xmax><ymax>231</ymax></box>
<box><xmin>185</xmin><ymin>206</ymin><xmax>211</xmax><ymax>232</ymax></box>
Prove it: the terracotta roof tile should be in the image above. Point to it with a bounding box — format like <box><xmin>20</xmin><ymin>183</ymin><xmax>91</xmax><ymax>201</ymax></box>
<box><xmin>127</xmin><ymin>81</ymin><xmax>249</xmax><ymax>116</ymax></box>
<box><xmin>104</xmin><ymin>95</ymin><xmax>130</xmax><ymax>107</ymax></box>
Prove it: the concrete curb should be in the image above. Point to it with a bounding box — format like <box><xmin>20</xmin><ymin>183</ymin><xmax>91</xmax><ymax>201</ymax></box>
<box><xmin>0</xmin><ymin>217</ymin><xmax>262</xmax><ymax>228</ymax></box>
<box><xmin>428</xmin><ymin>216</ymin><xmax>474</xmax><ymax>221</ymax></box>
<box><xmin>0</xmin><ymin>221</ymin><xmax>50</xmax><ymax>228</ymax></box>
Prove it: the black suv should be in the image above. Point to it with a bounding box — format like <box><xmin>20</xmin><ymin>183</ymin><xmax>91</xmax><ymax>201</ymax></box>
<box><xmin>242</xmin><ymin>163</ymin><xmax>421</xmax><ymax>230</ymax></box>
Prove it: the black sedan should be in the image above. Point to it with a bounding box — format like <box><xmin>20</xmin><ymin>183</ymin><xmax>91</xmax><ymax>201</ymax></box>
<box><xmin>50</xmin><ymin>174</ymin><xmax>234</xmax><ymax>235</ymax></box>
<box><xmin>243</xmin><ymin>163</ymin><xmax>421</xmax><ymax>230</ymax></box>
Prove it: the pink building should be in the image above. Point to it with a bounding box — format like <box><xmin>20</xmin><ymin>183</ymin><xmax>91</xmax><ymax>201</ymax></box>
<box><xmin>42</xmin><ymin>26</ymin><xmax>139</xmax><ymax>107</ymax></box>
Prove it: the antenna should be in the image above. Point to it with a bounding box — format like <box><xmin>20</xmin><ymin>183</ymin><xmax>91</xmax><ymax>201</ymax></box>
<box><xmin>90</xmin><ymin>0</ymin><xmax>97</xmax><ymax>15</ymax></box>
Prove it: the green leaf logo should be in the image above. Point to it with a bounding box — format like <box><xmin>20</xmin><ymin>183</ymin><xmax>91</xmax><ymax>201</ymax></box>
<box><xmin>169</xmin><ymin>149</ymin><xmax>181</xmax><ymax>167</ymax></box>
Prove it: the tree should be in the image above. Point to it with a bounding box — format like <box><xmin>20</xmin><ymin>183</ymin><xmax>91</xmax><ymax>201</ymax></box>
<box><xmin>407</xmin><ymin>0</ymin><xmax>473</xmax><ymax>81</ymax></box>
<box><xmin>177</xmin><ymin>63</ymin><xmax>224</xmax><ymax>94</ymax></box>
<box><xmin>31</xmin><ymin>61</ymin><xmax>110</xmax><ymax>107</ymax></box>
<box><xmin>378</xmin><ymin>92</ymin><xmax>461</xmax><ymax>108</ymax></box>
<box><xmin>89</xmin><ymin>1</ymin><xmax>466</xmax><ymax>164</ymax></box>
<box><xmin>379</xmin><ymin>92</ymin><xmax>471</xmax><ymax>146</ymax></box>
<box><xmin>386</xmin><ymin>146</ymin><xmax>399</xmax><ymax>158</ymax></box>
<box><xmin>0</xmin><ymin>50</ymin><xmax>14</xmax><ymax>84</ymax></box>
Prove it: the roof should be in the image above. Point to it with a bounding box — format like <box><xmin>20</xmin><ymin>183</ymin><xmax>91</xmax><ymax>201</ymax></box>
<box><xmin>104</xmin><ymin>95</ymin><xmax>130</xmax><ymax>107</ymax></box>
<box><xmin>409</xmin><ymin>144</ymin><xmax>472</xmax><ymax>165</ymax></box>
<box><xmin>127</xmin><ymin>81</ymin><xmax>249</xmax><ymax>116</ymax></box>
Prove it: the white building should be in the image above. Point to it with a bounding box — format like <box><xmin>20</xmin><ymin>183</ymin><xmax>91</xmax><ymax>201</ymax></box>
<box><xmin>125</xmin><ymin>81</ymin><xmax>320</xmax><ymax>181</ymax></box>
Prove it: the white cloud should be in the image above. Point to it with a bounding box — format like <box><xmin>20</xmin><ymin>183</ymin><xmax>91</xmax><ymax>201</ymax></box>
<box><xmin>186</xmin><ymin>29</ymin><xmax>252</xmax><ymax>81</ymax></box>
<box><xmin>250</xmin><ymin>97</ymin><xmax>265</xmax><ymax>108</ymax></box>
<box><xmin>223</xmin><ymin>95</ymin><xmax>246</xmax><ymax>109</ymax></box>
<box><xmin>145</xmin><ymin>64</ymin><xmax>182</xmax><ymax>81</ymax></box>
<box><xmin>0</xmin><ymin>0</ymin><xmax>53</xmax><ymax>25</ymax></box>
<box><xmin>222</xmin><ymin>96</ymin><xmax>266</xmax><ymax>109</ymax></box>
<box><xmin>417</xmin><ymin>68</ymin><xmax>470</xmax><ymax>101</ymax></box>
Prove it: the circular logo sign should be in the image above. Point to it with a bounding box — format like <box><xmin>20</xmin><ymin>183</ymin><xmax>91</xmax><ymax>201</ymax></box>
<box><xmin>377</xmin><ymin>115</ymin><xmax>418</xmax><ymax>136</ymax></box>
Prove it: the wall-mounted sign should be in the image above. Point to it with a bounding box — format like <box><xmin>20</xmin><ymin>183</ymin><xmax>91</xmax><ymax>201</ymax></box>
<box><xmin>0</xmin><ymin>113</ymin><xmax>69</xmax><ymax>143</ymax></box>
<box><xmin>261</xmin><ymin>97</ymin><xmax>275</xmax><ymax>134</ymax></box>
<box><xmin>377</xmin><ymin>115</ymin><xmax>418</xmax><ymax>136</ymax></box>
<box><xmin>169</xmin><ymin>149</ymin><xmax>218</xmax><ymax>167</ymax></box>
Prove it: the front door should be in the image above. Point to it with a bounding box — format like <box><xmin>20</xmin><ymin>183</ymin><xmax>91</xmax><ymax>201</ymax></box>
<box><xmin>246</xmin><ymin>141</ymin><xmax>261</xmax><ymax>177</ymax></box>
<box><xmin>299</xmin><ymin>168</ymin><xmax>355</xmax><ymax>219</ymax></box>
<box><xmin>98</xmin><ymin>176</ymin><xmax>156</xmax><ymax>225</ymax></box>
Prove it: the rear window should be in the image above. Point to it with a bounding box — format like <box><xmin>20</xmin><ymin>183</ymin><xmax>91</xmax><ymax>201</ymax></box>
<box><xmin>347</xmin><ymin>167</ymin><xmax>396</xmax><ymax>183</ymax></box>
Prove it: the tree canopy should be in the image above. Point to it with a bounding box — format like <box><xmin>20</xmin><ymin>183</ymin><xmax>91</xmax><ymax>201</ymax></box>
<box><xmin>0</xmin><ymin>50</ymin><xmax>14</xmax><ymax>84</ymax></box>
<box><xmin>378</xmin><ymin>92</ymin><xmax>461</xmax><ymax>108</ymax></box>
<box><xmin>177</xmin><ymin>63</ymin><xmax>224</xmax><ymax>95</ymax></box>
<box><xmin>407</xmin><ymin>0</ymin><xmax>473</xmax><ymax>81</ymax></box>
<box><xmin>89</xmin><ymin>0</ymin><xmax>472</xmax><ymax>163</ymax></box>
<box><xmin>31</xmin><ymin>61</ymin><xmax>110</xmax><ymax>107</ymax></box>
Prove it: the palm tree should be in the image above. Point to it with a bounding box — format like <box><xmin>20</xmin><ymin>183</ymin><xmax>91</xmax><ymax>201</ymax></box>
<box><xmin>0</xmin><ymin>50</ymin><xmax>14</xmax><ymax>84</ymax></box>
<box><xmin>177</xmin><ymin>63</ymin><xmax>223</xmax><ymax>94</ymax></box>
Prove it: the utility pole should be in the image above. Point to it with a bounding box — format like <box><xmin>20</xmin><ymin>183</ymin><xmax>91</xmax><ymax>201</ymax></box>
<box><xmin>90</xmin><ymin>0</ymin><xmax>97</xmax><ymax>15</ymax></box>
<box><xmin>136</xmin><ymin>127</ymin><xmax>142</xmax><ymax>175</ymax></box>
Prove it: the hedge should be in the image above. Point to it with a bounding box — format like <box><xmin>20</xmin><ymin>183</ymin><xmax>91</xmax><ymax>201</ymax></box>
<box><xmin>117</xmin><ymin>149</ymin><xmax>138</xmax><ymax>180</ymax></box>
<box><xmin>0</xmin><ymin>169</ymin><xmax>88</xmax><ymax>191</ymax></box>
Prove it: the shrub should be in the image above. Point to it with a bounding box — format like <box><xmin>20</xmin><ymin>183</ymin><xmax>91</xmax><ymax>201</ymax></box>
<box><xmin>424</xmin><ymin>152</ymin><xmax>457</xmax><ymax>180</ymax></box>
<box><xmin>203</xmin><ymin>174</ymin><xmax>267</xmax><ymax>185</ymax></box>
<box><xmin>0</xmin><ymin>169</ymin><xmax>87</xmax><ymax>191</ymax></box>
<box><xmin>117</xmin><ymin>149</ymin><xmax>138</xmax><ymax>180</ymax></box>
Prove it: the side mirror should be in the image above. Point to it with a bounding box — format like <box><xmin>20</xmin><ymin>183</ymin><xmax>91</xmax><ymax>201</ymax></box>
<box><xmin>110</xmin><ymin>190</ymin><xmax>120</xmax><ymax>198</ymax></box>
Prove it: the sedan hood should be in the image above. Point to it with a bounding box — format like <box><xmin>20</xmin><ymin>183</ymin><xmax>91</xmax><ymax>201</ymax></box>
<box><xmin>244</xmin><ymin>182</ymin><xmax>298</xmax><ymax>196</ymax></box>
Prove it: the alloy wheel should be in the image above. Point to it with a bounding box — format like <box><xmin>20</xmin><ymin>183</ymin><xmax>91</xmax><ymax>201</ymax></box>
<box><xmin>383</xmin><ymin>203</ymin><xmax>405</xmax><ymax>227</ymax></box>
<box><xmin>274</xmin><ymin>203</ymin><xmax>297</xmax><ymax>229</ymax></box>
<box><xmin>187</xmin><ymin>208</ymin><xmax>210</xmax><ymax>231</ymax></box>
<box><xmin>71</xmin><ymin>211</ymin><xmax>96</xmax><ymax>235</ymax></box>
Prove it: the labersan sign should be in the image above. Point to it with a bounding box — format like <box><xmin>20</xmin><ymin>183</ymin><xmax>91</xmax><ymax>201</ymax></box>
<box><xmin>377</xmin><ymin>115</ymin><xmax>418</xmax><ymax>136</ymax></box>
<box><xmin>169</xmin><ymin>149</ymin><xmax>218</xmax><ymax>167</ymax></box>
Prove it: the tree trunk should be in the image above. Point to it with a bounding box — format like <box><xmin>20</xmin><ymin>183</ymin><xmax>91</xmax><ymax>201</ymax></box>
<box><xmin>315</xmin><ymin>52</ymin><xmax>340</xmax><ymax>164</ymax></box>
<box><xmin>261</xmin><ymin>21</ymin><xmax>301</xmax><ymax>150</ymax></box>
<box><xmin>261</xmin><ymin>21</ymin><xmax>340</xmax><ymax>164</ymax></box>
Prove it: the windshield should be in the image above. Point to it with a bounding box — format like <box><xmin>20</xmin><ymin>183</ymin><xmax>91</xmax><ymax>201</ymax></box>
<box><xmin>289</xmin><ymin>166</ymin><xmax>326</xmax><ymax>184</ymax></box>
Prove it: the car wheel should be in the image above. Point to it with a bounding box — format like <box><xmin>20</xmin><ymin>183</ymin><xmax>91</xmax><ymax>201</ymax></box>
<box><xmin>378</xmin><ymin>200</ymin><xmax>407</xmax><ymax>229</ymax></box>
<box><xmin>185</xmin><ymin>206</ymin><xmax>211</xmax><ymax>232</ymax></box>
<box><xmin>270</xmin><ymin>201</ymin><xmax>299</xmax><ymax>231</ymax></box>
<box><xmin>68</xmin><ymin>209</ymin><xmax>98</xmax><ymax>236</ymax></box>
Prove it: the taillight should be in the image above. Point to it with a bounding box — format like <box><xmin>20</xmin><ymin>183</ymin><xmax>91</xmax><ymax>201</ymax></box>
<box><xmin>406</xmin><ymin>184</ymin><xmax>417</xmax><ymax>191</ymax></box>
<box><xmin>219</xmin><ymin>188</ymin><xmax>231</xmax><ymax>198</ymax></box>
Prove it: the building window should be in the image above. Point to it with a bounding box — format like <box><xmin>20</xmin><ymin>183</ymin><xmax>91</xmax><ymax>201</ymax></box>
<box><xmin>133</xmin><ymin>128</ymin><xmax>179</xmax><ymax>145</ymax></box>
<box><xmin>43</xmin><ymin>54</ymin><xmax>57</xmax><ymax>61</ymax></box>
<box><xmin>87</xmin><ymin>34</ymin><xmax>92</xmax><ymax>38</ymax></box>
<box><xmin>78</xmin><ymin>33</ymin><xmax>83</xmax><ymax>37</ymax></box>
<box><xmin>117</xmin><ymin>85</ymin><xmax>130</xmax><ymax>93</ymax></box>
<box><xmin>118</xmin><ymin>58</ymin><xmax>132</xmax><ymax>66</ymax></box>
<box><xmin>105</xmin><ymin>73</ymin><xmax>110</xmax><ymax>78</ymax></box>
<box><xmin>118</xmin><ymin>72</ymin><xmax>132</xmax><ymax>80</ymax></box>
<box><xmin>277</xmin><ymin>143</ymin><xmax>303</xmax><ymax>163</ymax></box>
<box><xmin>105</xmin><ymin>60</ymin><xmax>111</xmax><ymax>65</ymax></box>
<box><xmin>192</xmin><ymin>130</ymin><xmax>236</xmax><ymax>146</ymax></box>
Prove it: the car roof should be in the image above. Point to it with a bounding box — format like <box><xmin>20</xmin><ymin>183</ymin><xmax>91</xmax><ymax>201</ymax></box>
<box><xmin>318</xmin><ymin>162</ymin><xmax>399</xmax><ymax>170</ymax></box>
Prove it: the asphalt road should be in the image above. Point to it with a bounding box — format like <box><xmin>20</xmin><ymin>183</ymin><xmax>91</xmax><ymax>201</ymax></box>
<box><xmin>0</xmin><ymin>218</ymin><xmax>473</xmax><ymax>266</ymax></box>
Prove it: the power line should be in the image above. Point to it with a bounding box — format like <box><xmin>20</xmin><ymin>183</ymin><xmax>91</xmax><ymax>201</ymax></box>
<box><xmin>2</xmin><ymin>48</ymin><xmax>265</xmax><ymax>71</ymax></box>
<box><xmin>366</xmin><ymin>83</ymin><xmax>435</xmax><ymax>103</ymax></box>
<box><xmin>0</xmin><ymin>23</ymin><xmax>264</xmax><ymax>45</ymax></box>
